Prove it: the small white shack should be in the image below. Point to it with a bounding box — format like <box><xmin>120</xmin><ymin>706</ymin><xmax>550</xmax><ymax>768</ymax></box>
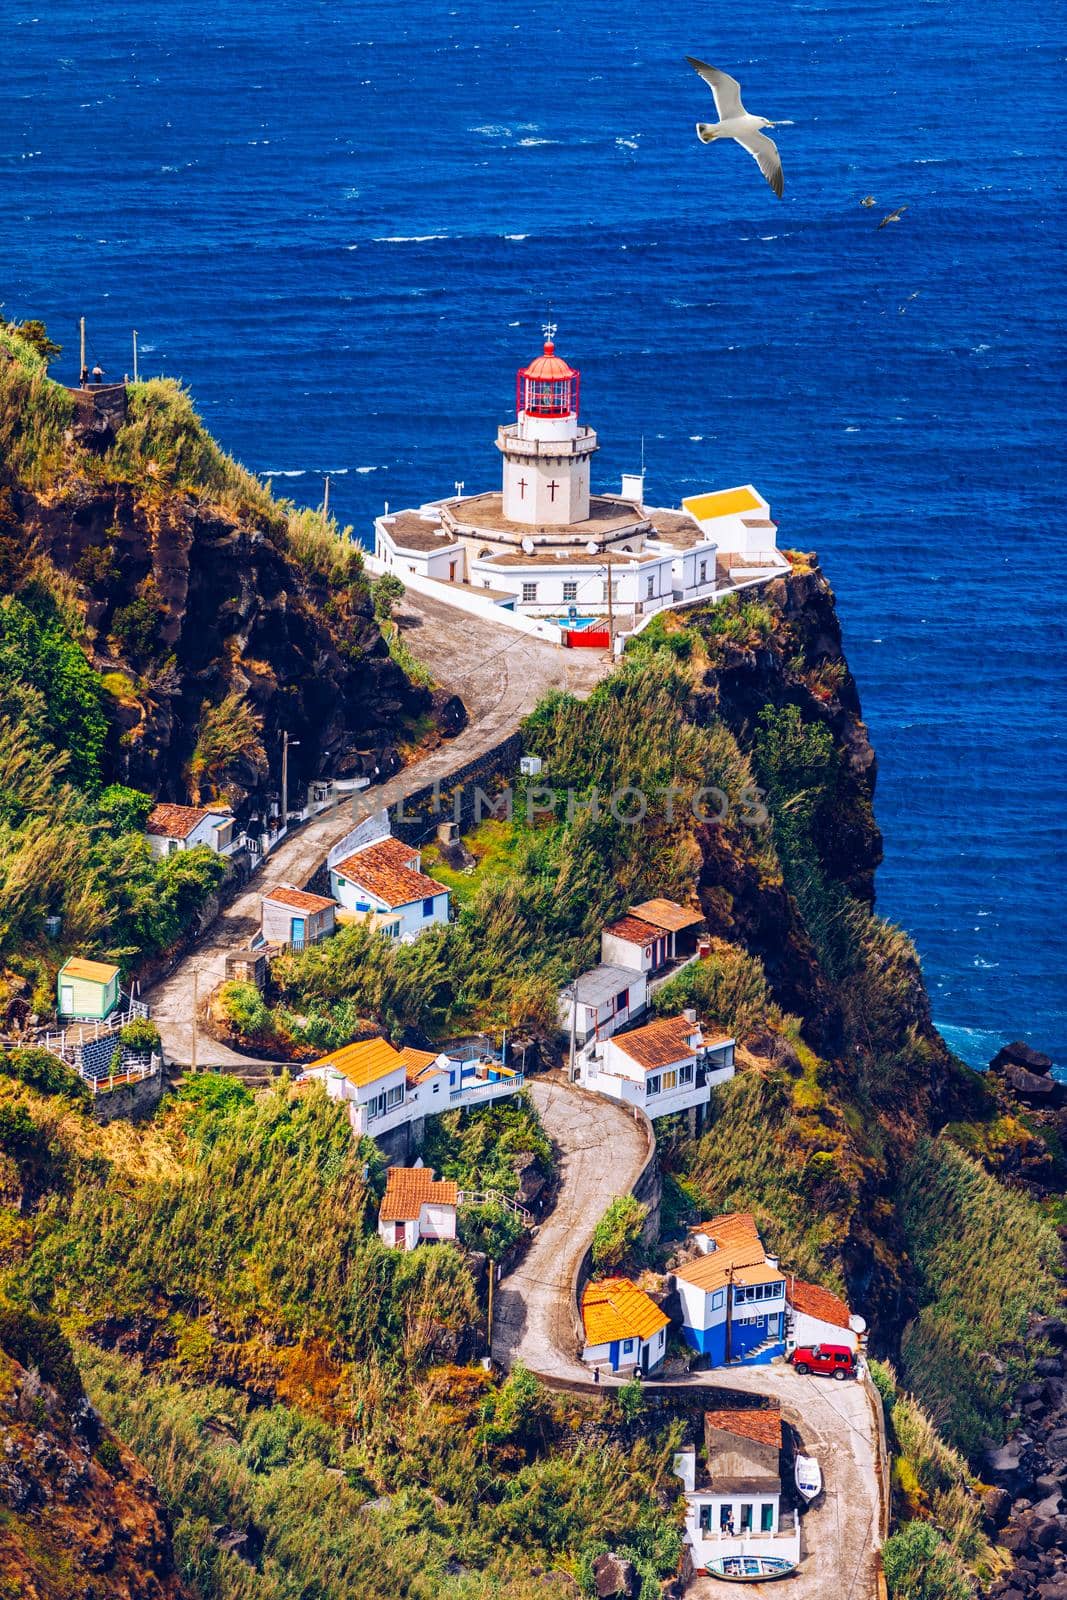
<box><xmin>558</xmin><ymin>963</ymin><xmax>648</xmax><ymax>1047</ymax></box>
<box><xmin>580</xmin><ymin>1277</ymin><xmax>670</xmax><ymax>1376</ymax></box>
<box><xmin>674</xmin><ymin>1405</ymin><xmax>799</xmax><ymax>1574</ymax></box>
<box><xmin>260</xmin><ymin>884</ymin><xmax>337</xmax><ymax>950</ymax></box>
<box><xmin>378</xmin><ymin>1166</ymin><xmax>459</xmax><ymax>1250</ymax></box>
<box><xmin>330</xmin><ymin>834</ymin><xmax>450</xmax><ymax>940</ymax></box>
<box><xmin>145</xmin><ymin>802</ymin><xmax>236</xmax><ymax>857</ymax></box>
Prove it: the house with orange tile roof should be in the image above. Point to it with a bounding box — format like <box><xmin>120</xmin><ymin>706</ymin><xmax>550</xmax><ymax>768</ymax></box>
<box><xmin>674</xmin><ymin>1403</ymin><xmax>799</xmax><ymax>1572</ymax></box>
<box><xmin>145</xmin><ymin>801</ymin><xmax>238</xmax><ymax>858</ymax></box>
<box><xmin>260</xmin><ymin>884</ymin><xmax>337</xmax><ymax>950</ymax></box>
<box><xmin>378</xmin><ymin>1164</ymin><xmax>459</xmax><ymax>1249</ymax></box>
<box><xmin>298</xmin><ymin>1034</ymin><xmax>524</xmax><ymax>1142</ymax></box>
<box><xmin>579</xmin><ymin>1010</ymin><xmax>734</xmax><ymax>1124</ymax></box>
<box><xmin>580</xmin><ymin>1277</ymin><xmax>670</xmax><ymax>1375</ymax></box>
<box><xmin>672</xmin><ymin>1213</ymin><xmax>787</xmax><ymax>1367</ymax></box>
<box><xmin>329</xmin><ymin>832</ymin><xmax>450</xmax><ymax>940</ymax></box>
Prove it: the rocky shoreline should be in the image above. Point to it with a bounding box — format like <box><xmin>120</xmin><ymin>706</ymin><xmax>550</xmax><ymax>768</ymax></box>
<box><xmin>981</xmin><ymin>1044</ymin><xmax>1066</xmax><ymax>1600</ymax></box>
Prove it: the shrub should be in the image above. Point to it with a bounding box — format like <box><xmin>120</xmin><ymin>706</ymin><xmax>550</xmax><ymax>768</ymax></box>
<box><xmin>1</xmin><ymin>1047</ymin><xmax>89</xmax><ymax>1104</ymax></box>
<box><xmin>617</xmin><ymin>1376</ymin><xmax>645</xmax><ymax>1423</ymax></box>
<box><xmin>0</xmin><ymin>1304</ymin><xmax>84</xmax><ymax>1405</ymax></box>
<box><xmin>591</xmin><ymin>1196</ymin><xmax>647</xmax><ymax>1270</ymax></box>
<box><xmin>882</xmin><ymin>1521</ymin><xmax>973</xmax><ymax>1600</ymax></box>
<box><xmin>119</xmin><ymin>1017</ymin><xmax>160</xmax><ymax>1053</ymax></box>
<box><xmin>458</xmin><ymin>1200</ymin><xmax>524</xmax><ymax>1261</ymax></box>
<box><xmin>371</xmin><ymin>572</ymin><xmax>404</xmax><ymax>621</ymax></box>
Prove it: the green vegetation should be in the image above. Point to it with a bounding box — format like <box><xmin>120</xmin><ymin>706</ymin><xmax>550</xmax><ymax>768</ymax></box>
<box><xmin>286</xmin><ymin>504</ymin><xmax>365</xmax><ymax>586</ymax></box>
<box><xmin>371</xmin><ymin>571</ymin><xmax>405</xmax><ymax>620</ymax></box>
<box><xmin>422</xmin><ymin>1094</ymin><xmax>553</xmax><ymax>1197</ymax></box>
<box><xmin>653</xmin><ymin>938</ymin><xmax>780</xmax><ymax>1038</ymax></box>
<box><xmin>0</xmin><ymin>1075</ymin><xmax>684</xmax><ymax>1600</ymax></box>
<box><xmin>186</xmin><ymin>689</ymin><xmax>268</xmax><ymax>804</ymax></box>
<box><xmin>899</xmin><ymin>1134</ymin><xmax>1061</xmax><ymax>1453</ymax></box>
<box><xmin>0</xmin><ymin>1047</ymin><xmax>89</xmax><ymax>1105</ymax></box>
<box><xmin>875</xmin><ymin>1361</ymin><xmax>998</xmax><ymax>1600</ymax></box>
<box><xmin>591</xmin><ymin>1195</ymin><xmax>648</xmax><ymax>1270</ymax></box>
<box><xmin>0</xmin><ymin>319</ymin><xmax>75</xmax><ymax>482</ymax></box>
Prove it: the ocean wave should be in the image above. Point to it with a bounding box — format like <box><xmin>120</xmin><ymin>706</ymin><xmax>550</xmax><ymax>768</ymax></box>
<box><xmin>372</xmin><ymin>234</ymin><xmax>449</xmax><ymax>243</ymax></box>
<box><xmin>504</xmin><ymin>233</ymin><xmax>527</xmax><ymax>240</ymax></box>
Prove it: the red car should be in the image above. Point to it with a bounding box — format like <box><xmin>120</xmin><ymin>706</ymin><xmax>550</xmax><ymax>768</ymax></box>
<box><xmin>789</xmin><ymin>1343</ymin><xmax>856</xmax><ymax>1380</ymax></box>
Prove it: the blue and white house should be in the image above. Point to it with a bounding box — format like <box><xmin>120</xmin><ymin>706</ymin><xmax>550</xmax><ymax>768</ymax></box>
<box><xmin>673</xmin><ymin>1213</ymin><xmax>787</xmax><ymax>1367</ymax></box>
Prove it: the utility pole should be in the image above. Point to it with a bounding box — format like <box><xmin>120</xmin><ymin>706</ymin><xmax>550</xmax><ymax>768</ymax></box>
<box><xmin>322</xmin><ymin>474</ymin><xmax>330</xmax><ymax>520</ymax></box>
<box><xmin>132</xmin><ymin>329</ymin><xmax>138</xmax><ymax>383</ymax></box>
<box><xmin>567</xmin><ymin>977</ymin><xmax>578</xmax><ymax>1082</ymax></box>
<box><xmin>605</xmin><ymin>562</ymin><xmax>615</xmax><ymax>657</ymax></box>
<box><xmin>281</xmin><ymin>730</ymin><xmax>300</xmax><ymax>830</ymax></box>
<box><xmin>725</xmin><ymin>1264</ymin><xmax>734</xmax><ymax>1364</ymax></box>
<box><xmin>487</xmin><ymin>1259</ymin><xmax>496</xmax><ymax>1357</ymax></box>
<box><xmin>79</xmin><ymin>317</ymin><xmax>87</xmax><ymax>385</ymax></box>
<box><xmin>190</xmin><ymin>968</ymin><xmax>199</xmax><ymax>1075</ymax></box>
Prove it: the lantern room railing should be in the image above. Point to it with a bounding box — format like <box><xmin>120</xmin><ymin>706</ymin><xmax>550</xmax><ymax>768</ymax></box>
<box><xmin>516</xmin><ymin>369</ymin><xmax>580</xmax><ymax>418</ymax></box>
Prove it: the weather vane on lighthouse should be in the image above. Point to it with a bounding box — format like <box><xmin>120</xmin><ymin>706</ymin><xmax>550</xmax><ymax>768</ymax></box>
<box><xmin>542</xmin><ymin>320</ymin><xmax>558</xmax><ymax>345</ymax></box>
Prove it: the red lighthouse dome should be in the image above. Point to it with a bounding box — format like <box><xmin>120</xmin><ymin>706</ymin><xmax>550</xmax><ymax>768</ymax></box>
<box><xmin>517</xmin><ymin>328</ymin><xmax>580</xmax><ymax>419</ymax></box>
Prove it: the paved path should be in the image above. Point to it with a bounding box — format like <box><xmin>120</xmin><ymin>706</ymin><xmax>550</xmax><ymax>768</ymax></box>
<box><xmin>492</xmin><ymin>1075</ymin><xmax>652</xmax><ymax>1379</ymax></box>
<box><xmin>146</xmin><ymin>592</ymin><xmax>609</xmax><ymax>1069</ymax></box>
<box><xmin>681</xmin><ymin>1363</ymin><xmax>882</xmax><ymax>1600</ymax></box>
<box><xmin>492</xmin><ymin>1074</ymin><xmax>881</xmax><ymax>1600</ymax></box>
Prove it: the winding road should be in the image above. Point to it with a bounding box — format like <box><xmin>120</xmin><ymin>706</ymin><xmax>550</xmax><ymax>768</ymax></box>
<box><xmin>146</xmin><ymin>589</ymin><xmax>608</xmax><ymax>1069</ymax></box>
<box><xmin>492</xmin><ymin>1073</ymin><xmax>884</xmax><ymax>1600</ymax></box>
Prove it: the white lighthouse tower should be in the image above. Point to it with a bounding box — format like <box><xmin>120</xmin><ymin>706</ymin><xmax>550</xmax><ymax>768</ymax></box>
<box><xmin>496</xmin><ymin>324</ymin><xmax>599</xmax><ymax>526</ymax></box>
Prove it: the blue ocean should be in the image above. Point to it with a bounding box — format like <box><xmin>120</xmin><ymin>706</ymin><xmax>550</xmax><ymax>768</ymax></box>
<box><xmin>4</xmin><ymin>1</ymin><xmax>1064</xmax><ymax>1069</ymax></box>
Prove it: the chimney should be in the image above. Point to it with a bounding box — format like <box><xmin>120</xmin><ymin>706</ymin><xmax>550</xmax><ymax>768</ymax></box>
<box><xmin>621</xmin><ymin>471</ymin><xmax>645</xmax><ymax>505</ymax></box>
<box><xmin>683</xmin><ymin>1007</ymin><xmax>697</xmax><ymax>1024</ymax></box>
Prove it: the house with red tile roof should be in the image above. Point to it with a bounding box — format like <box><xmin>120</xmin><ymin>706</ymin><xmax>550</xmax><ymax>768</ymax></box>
<box><xmin>579</xmin><ymin>1010</ymin><xmax>734</xmax><ymax>1124</ymax></box>
<box><xmin>260</xmin><ymin>884</ymin><xmax>337</xmax><ymax>950</ymax></box>
<box><xmin>329</xmin><ymin>832</ymin><xmax>450</xmax><ymax>940</ymax></box>
<box><xmin>786</xmin><ymin>1275</ymin><xmax>865</xmax><ymax>1355</ymax></box>
<box><xmin>378</xmin><ymin>1165</ymin><xmax>458</xmax><ymax>1249</ymax></box>
<box><xmin>674</xmin><ymin>1402</ymin><xmax>799</xmax><ymax>1573</ymax></box>
<box><xmin>145</xmin><ymin>802</ymin><xmax>237</xmax><ymax>858</ymax></box>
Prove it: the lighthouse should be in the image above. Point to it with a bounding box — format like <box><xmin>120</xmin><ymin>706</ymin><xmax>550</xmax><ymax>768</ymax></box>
<box><xmin>371</xmin><ymin>325</ymin><xmax>784</xmax><ymax>629</ymax></box>
<box><xmin>496</xmin><ymin>324</ymin><xmax>598</xmax><ymax>526</ymax></box>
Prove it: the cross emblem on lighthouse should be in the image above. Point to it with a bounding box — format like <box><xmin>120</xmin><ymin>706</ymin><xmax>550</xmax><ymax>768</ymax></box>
<box><xmin>547</xmin><ymin>479</ymin><xmax>560</xmax><ymax>502</ymax></box>
<box><xmin>518</xmin><ymin>477</ymin><xmax>528</xmax><ymax>498</ymax></box>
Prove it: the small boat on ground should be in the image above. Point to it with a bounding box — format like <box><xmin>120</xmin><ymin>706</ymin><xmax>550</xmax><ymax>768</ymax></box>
<box><xmin>794</xmin><ymin>1453</ymin><xmax>822</xmax><ymax>1502</ymax></box>
<box><xmin>706</xmin><ymin>1554</ymin><xmax>797</xmax><ymax>1582</ymax></box>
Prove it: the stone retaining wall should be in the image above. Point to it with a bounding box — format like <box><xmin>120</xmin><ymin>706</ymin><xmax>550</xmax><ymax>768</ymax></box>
<box><xmin>91</xmin><ymin>1070</ymin><xmax>163</xmax><ymax>1124</ymax></box>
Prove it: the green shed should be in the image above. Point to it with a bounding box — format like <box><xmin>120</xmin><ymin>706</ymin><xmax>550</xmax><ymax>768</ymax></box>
<box><xmin>57</xmin><ymin>957</ymin><xmax>121</xmax><ymax>1020</ymax></box>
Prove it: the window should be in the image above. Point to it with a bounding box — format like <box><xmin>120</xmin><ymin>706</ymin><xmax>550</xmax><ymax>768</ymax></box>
<box><xmin>616</xmin><ymin>987</ymin><xmax>629</xmax><ymax>1011</ymax></box>
<box><xmin>699</xmin><ymin>559</ymin><xmax>707</xmax><ymax>582</ymax></box>
<box><xmin>646</xmin><ymin>1076</ymin><xmax>661</xmax><ymax>1096</ymax></box>
<box><xmin>602</xmin><ymin>580</ymin><xmax>618</xmax><ymax>602</ymax></box>
<box><xmin>423</xmin><ymin>896</ymin><xmax>435</xmax><ymax>917</ymax></box>
<box><xmin>386</xmin><ymin>1084</ymin><xmax>404</xmax><ymax>1108</ymax></box>
<box><xmin>711</xmin><ymin>1289</ymin><xmax>725</xmax><ymax>1310</ymax></box>
<box><xmin>662</xmin><ymin>1069</ymin><xmax>678</xmax><ymax>1091</ymax></box>
<box><xmin>679</xmin><ymin>1063</ymin><xmax>693</xmax><ymax>1084</ymax></box>
<box><xmin>761</xmin><ymin>1504</ymin><xmax>775</xmax><ymax>1533</ymax></box>
<box><xmin>622</xmin><ymin>1338</ymin><xmax>634</xmax><ymax>1354</ymax></box>
<box><xmin>336</xmin><ymin>876</ymin><xmax>346</xmax><ymax>887</ymax></box>
<box><xmin>563</xmin><ymin>581</ymin><xmax>578</xmax><ymax>602</ymax></box>
<box><xmin>645</xmin><ymin>575</ymin><xmax>654</xmax><ymax>599</ymax></box>
<box><xmin>522</xmin><ymin>582</ymin><xmax>538</xmax><ymax>603</ymax></box>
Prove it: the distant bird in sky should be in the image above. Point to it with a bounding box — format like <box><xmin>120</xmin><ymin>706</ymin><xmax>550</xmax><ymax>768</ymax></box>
<box><xmin>860</xmin><ymin>195</ymin><xmax>876</xmax><ymax>207</ymax></box>
<box><xmin>878</xmin><ymin>204</ymin><xmax>909</xmax><ymax>229</ymax></box>
<box><xmin>686</xmin><ymin>57</ymin><xmax>783</xmax><ymax>198</ymax></box>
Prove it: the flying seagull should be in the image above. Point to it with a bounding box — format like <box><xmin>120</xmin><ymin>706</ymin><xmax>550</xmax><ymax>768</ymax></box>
<box><xmin>686</xmin><ymin>56</ymin><xmax>783</xmax><ymax>198</ymax></box>
<box><xmin>878</xmin><ymin>204</ymin><xmax>908</xmax><ymax>229</ymax></box>
<box><xmin>860</xmin><ymin>195</ymin><xmax>876</xmax><ymax>207</ymax></box>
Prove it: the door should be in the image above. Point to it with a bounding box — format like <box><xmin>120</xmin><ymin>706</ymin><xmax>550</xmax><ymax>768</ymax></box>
<box><xmin>290</xmin><ymin>916</ymin><xmax>306</xmax><ymax>952</ymax></box>
<box><xmin>760</xmin><ymin>1503</ymin><xmax>775</xmax><ymax>1533</ymax></box>
<box><xmin>394</xmin><ymin>1223</ymin><xmax>406</xmax><ymax>1248</ymax></box>
<box><xmin>740</xmin><ymin>1504</ymin><xmax>753</xmax><ymax>1533</ymax></box>
<box><xmin>60</xmin><ymin>983</ymin><xmax>74</xmax><ymax>1015</ymax></box>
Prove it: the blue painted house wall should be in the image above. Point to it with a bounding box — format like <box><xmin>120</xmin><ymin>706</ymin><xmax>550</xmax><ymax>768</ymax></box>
<box><xmin>679</xmin><ymin>1311</ymin><xmax>783</xmax><ymax>1364</ymax></box>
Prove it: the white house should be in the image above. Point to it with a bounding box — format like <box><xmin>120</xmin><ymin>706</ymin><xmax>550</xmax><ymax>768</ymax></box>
<box><xmin>786</xmin><ymin>1277</ymin><xmax>865</xmax><ymax>1355</ymax></box>
<box><xmin>579</xmin><ymin>1012</ymin><xmax>734</xmax><ymax>1124</ymax></box>
<box><xmin>260</xmin><ymin>884</ymin><xmax>337</xmax><ymax>950</ymax></box>
<box><xmin>580</xmin><ymin>1277</ymin><xmax>670</xmax><ymax>1376</ymax></box>
<box><xmin>601</xmin><ymin>914</ymin><xmax>670</xmax><ymax>976</ymax></box>
<box><xmin>378</xmin><ymin>1165</ymin><xmax>459</xmax><ymax>1250</ymax></box>
<box><xmin>301</xmin><ymin>1036</ymin><xmax>411</xmax><ymax>1137</ymax></box>
<box><xmin>145</xmin><ymin>802</ymin><xmax>238</xmax><ymax>858</ymax></box>
<box><xmin>299</xmin><ymin>1036</ymin><xmax>524</xmax><ymax>1141</ymax></box>
<box><xmin>558</xmin><ymin>963</ymin><xmax>648</xmax><ymax>1047</ymax></box>
<box><xmin>330</xmin><ymin>834</ymin><xmax>450</xmax><ymax>940</ymax></box>
<box><xmin>674</xmin><ymin>1406</ymin><xmax>799</xmax><ymax>1574</ymax></box>
<box><xmin>673</xmin><ymin>1214</ymin><xmax>787</xmax><ymax>1367</ymax></box>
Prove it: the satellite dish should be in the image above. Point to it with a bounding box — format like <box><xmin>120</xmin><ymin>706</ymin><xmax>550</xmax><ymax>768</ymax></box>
<box><xmin>522</xmin><ymin>537</ymin><xmax>535</xmax><ymax>554</ymax></box>
<box><xmin>585</xmin><ymin>540</ymin><xmax>598</xmax><ymax>555</ymax></box>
